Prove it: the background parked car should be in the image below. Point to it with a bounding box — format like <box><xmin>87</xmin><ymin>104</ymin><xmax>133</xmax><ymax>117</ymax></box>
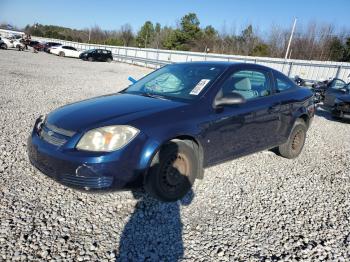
<box><xmin>0</xmin><ymin>37</ymin><xmax>25</xmax><ymax>50</ymax></box>
<box><xmin>29</xmin><ymin>40</ymin><xmax>40</xmax><ymax>47</ymax></box>
<box><xmin>50</xmin><ymin>45</ymin><xmax>82</xmax><ymax>58</ymax></box>
<box><xmin>0</xmin><ymin>37</ymin><xmax>4</xmax><ymax>49</ymax></box>
<box><xmin>323</xmin><ymin>82</ymin><xmax>350</xmax><ymax>120</ymax></box>
<box><xmin>44</xmin><ymin>42</ymin><xmax>61</xmax><ymax>53</ymax></box>
<box><xmin>311</xmin><ymin>78</ymin><xmax>346</xmax><ymax>103</ymax></box>
<box><xmin>31</xmin><ymin>41</ymin><xmax>46</xmax><ymax>51</ymax></box>
<box><xmin>79</xmin><ymin>49</ymin><xmax>113</xmax><ymax>62</ymax></box>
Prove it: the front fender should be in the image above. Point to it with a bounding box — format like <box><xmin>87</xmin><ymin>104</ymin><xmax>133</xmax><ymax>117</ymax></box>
<box><xmin>135</xmin><ymin>131</ymin><xmax>205</xmax><ymax>181</ymax></box>
<box><xmin>136</xmin><ymin>138</ymin><xmax>161</xmax><ymax>171</ymax></box>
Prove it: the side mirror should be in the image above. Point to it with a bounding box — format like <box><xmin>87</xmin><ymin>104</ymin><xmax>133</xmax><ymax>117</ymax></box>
<box><xmin>128</xmin><ymin>76</ymin><xmax>137</xmax><ymax>84</ymax></box>
<box><xmin>214</xmin><ymin>92</ymin><xmax>246</xmax><ymax>108</ymax></box>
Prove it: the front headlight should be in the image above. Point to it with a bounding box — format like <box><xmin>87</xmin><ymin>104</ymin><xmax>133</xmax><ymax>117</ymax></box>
<box><xmin>76</xmin><ymin>125</ymin><xmax>139</xmax><ymax>152</ymax></box>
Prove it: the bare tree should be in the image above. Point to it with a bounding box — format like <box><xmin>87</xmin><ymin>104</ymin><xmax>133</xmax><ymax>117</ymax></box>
<box><xmin>120</xmin><ymin>23</ymin><xmax>133</xmax><ymax>46</ymax></box>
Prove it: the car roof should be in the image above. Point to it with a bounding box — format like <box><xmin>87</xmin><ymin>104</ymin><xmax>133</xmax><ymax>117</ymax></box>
<box><xmin>173</xmin><ymin>61</ymin><xmax>273</xmax><ymax>71</ymax></box>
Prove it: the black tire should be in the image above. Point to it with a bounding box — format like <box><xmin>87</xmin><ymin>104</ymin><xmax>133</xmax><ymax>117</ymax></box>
<box><xmin>88</xmin><ymin>56</ymin><xmax>93</xmax><ymax>62</ymax></box>
<box><xmin>1</xmin><ymin>43</ymin><xmax>7</xmax><ymax>50</ymax></box>
<box><xmin>144</xmin><ymin>140</ymin><xmax>198</xmax><ymax>202</ymax></box>
<box><xmin>106</xmin><ymin>58</ymin><xmax>112</xmax><ymax>63</ymax></box>
<box><xmin>59</xmin><ymin>51</ymin><xmax>65</xmax><ymax>57</ymax></box>
<box><xmin>278</xmin><ymin>119</ymin><xmax>307</xmax><ymax>159</ymax></box>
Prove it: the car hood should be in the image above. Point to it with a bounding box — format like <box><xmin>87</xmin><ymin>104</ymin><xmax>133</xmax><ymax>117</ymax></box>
<box><xmin>46</xmin><ymin>93</ymin><xmax>186</xmax><ymax>132</ymax></box>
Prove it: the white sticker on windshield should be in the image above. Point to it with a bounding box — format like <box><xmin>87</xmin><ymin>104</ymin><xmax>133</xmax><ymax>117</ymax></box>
<box><xmin>190</xmin><ymin>79</ymin><xmax>211</xmax><ymax>95</ymax></box>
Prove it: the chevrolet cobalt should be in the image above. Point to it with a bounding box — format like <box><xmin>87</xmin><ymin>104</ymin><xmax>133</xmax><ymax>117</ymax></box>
<box><xmin>28</xmin><ymin>62</ymin><xmax>315</xmax><ymax>201</ymax></box>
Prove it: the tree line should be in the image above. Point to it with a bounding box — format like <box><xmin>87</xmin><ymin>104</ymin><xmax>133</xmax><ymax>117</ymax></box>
<box><xmin>4</xmin><ymin>13</ymin><xmax>350</xmax><ymax>62</ymax></box>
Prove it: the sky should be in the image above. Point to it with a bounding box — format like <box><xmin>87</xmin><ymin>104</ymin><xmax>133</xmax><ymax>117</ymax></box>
<box><xmin>0</xmin><ymin>0</ymin><xmax>349</xmax><ymax>34</ymax></box>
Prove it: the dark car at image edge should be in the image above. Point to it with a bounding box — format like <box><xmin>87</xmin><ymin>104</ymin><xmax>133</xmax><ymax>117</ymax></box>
<box><xmin>27</xmin><ymin>62</ymin><xmax>315</xmax><ymax>202</ymax></box>
<box><xmin>323</xmin><ymin>81</ymin><xmax>350</xmax><ymax>120</ymax></box>
<box><xmin>79</xmin><ymin>49</ymin><xmax>113</xmax><ymax>62</ymax></box>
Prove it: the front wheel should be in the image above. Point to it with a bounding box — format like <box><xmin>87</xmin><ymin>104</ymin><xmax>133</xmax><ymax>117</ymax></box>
<box><xmin>278</xmin><ymin>119</ymin><xmax>307</xmax><ymax>159</ymax></box>
<box><xmin>59</xmin><ymin>51</ymin><xmax>65</xmax><ymax>57</ymax></box>
<box><xmin>1</xmin><ymin>43</ymin><xmax>7</xmax><ymax>50</ymax></box>
<box><xmin>144</xmin><ymin>140</ymin><xmax>198</xmax><ymax>202</ymax></box>
<box><xmin>88</xmin><ymin>56</ymin><xmax>93</xmax><ymax>62</ymax></box>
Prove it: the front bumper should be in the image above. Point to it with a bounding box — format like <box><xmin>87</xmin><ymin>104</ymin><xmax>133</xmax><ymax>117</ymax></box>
<box><xmin>27</xmin><ymin>127</ymin><xmax>152</xmax><ymax>191</ymax></box>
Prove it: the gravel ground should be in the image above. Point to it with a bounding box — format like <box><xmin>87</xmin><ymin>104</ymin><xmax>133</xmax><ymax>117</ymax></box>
<box><xmin>1</xmin><ymin>50</ymin><xmax>350</xmax><ymax>261</ymax></box>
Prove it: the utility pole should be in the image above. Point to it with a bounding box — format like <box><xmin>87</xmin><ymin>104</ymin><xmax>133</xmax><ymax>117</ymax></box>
<box><xmin>88</xmin><ymin>28</ymin><xmax>91</xmax><ymax>44</ymax></box>
<box><xmin>285</xmin><ymin>18</ymin><xmax>297</xmax><ymax>59</ymax></box>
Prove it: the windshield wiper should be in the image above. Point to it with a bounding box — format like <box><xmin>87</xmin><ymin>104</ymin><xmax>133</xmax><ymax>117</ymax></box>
<box><xmin>140</xmin><ymin>92</ymin><xmax>169</xmax><ymax>100</ymax></box>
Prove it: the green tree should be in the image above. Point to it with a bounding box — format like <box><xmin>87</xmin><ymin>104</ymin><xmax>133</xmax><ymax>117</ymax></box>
<box><xmin>201</xmin><ymin>25</ymin><xmax>218</xmax><ymax>51</ymax></box>
<box><xmin>343</xmin><ymin>37</ymin><xmax>350</xmax><ymax>62</ymax></box>
<box><xmin>180</xmin><ymin>13</ymin><xmax>201</xmax><ymax>40</ymax></box>
<box><xmin>162</xmin><ymin>13</ymin><xmax>202</xmax><ymax>51</ymax></box>
<box><xmin>240</xmin><ymin>25</ymin><xmax>258</xmax><ymax>55</ymax></box>
<box><xmin>136</xmin><ymin>21</ymin><xmax>155</xmax><ymax>48</ymax></box>
<box><xmin>162</xmin><ymin>29</ymin><xmax>186</xmax><ymax>50</ymax></box>
<box><xmin>328</xmin><ymin>37</ymin><xmax>344</xmax><ymax>61</ymax></box>
<box><xmin>250</xmin><ymin>43</ymin><xmax>270</xmax><ymax>56</ymax></box>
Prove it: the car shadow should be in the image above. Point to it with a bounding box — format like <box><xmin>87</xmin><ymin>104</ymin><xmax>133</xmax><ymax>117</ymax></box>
<box><xmin>116</xmin><ymin>141</ymin><xmax>195</xmax><ymax>261</ymax></box>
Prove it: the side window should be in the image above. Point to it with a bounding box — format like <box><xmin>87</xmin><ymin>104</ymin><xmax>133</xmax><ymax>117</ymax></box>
<box><xmin>102</xmin><ymin>50</ymin><xmax>108</xmax><ymax>54</ymax></box>
<box><xmin>221</xmin><ymin>70</ymin><xmax>270</xmax><ymax>100</ymax></box>
<box><xmin>275</xmin><ymin>73</ymin><xmax>294</xmax><ymax>92</ymax></box>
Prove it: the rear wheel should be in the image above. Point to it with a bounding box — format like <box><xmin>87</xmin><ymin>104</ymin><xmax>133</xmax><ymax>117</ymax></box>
<box><xmin>59</xmin><ymin>51</ymin><xmax>65</xmax><ymax>57</ymax></box>
<box><xmin>106</xmin><ymin>58</ymin><xmax>112</xmax><ymax>63</ymax></box>
<box><xmin>144</xmin><ymin>140</ymin><xmax>198</xmax><ymax>202</ymax></box>
<box><xmin>278</xmin><ymin>119</ymin><xmax>307</xmax><ymax>159</ymax></box>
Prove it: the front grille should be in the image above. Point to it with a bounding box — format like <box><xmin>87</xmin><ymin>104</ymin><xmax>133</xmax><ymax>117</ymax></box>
<box><xmin>60</xmin><ymin>174</ymin><xmax>113</xmax><ymax>189</ymax></box>
<box><xmin>39</xmin><ymin>123</ymin><xmax>75</xmax><ymax>147</ymax></box>
<box><xmin>45</xmin><ymin>122</ymin><xmax>76</xmax><ymax>137</ymax></box>
<box><xmin>40</xmin><ymin>129</ymin><xmax>67</xmax><ymax>146</ymax></box>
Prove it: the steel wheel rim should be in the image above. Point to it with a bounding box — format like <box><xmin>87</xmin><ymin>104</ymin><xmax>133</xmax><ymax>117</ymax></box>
<box><xmin>160</xmin><ymin>153</ymin><xmax>190</xmax><ymax>192</ymax></box>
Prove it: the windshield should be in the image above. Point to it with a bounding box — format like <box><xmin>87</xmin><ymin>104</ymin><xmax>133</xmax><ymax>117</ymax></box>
<box><xmin>124</xmin><ymin>64</ymin><xmax>226</xmax><ymax>100</ymax></box>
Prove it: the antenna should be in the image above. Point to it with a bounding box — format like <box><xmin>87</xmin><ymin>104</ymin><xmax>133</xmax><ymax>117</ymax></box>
<box><xmin>285</xmin><ymin>18</ymin><xmax>297</xmax><ymax>60</ymax></box>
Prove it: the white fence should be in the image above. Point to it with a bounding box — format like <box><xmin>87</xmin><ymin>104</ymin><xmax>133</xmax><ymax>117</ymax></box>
<box><xmin>34</xmin><ymin>36</ymin><xmax>350</xmax><ymax>82</ymax></box>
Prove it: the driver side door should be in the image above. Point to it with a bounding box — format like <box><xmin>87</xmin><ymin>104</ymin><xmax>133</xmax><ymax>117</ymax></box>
<box><xmin>202</xmin><ymin>67</ymin><xmax>281</xmax><ymax>165</ymax></box>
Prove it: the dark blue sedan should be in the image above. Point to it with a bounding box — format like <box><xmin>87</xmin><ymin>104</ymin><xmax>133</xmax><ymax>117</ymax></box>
<box><xmin>28</xmin><ymin>62</ymin><xmax>315</xmax><ymax>201</ymax></box>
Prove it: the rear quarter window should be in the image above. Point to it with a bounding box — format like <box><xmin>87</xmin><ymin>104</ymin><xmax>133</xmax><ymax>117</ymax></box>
<box><xmin>275</xmin><ymin>72</ymin><xmax>295</xmax><ymax>92</ymax></box>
